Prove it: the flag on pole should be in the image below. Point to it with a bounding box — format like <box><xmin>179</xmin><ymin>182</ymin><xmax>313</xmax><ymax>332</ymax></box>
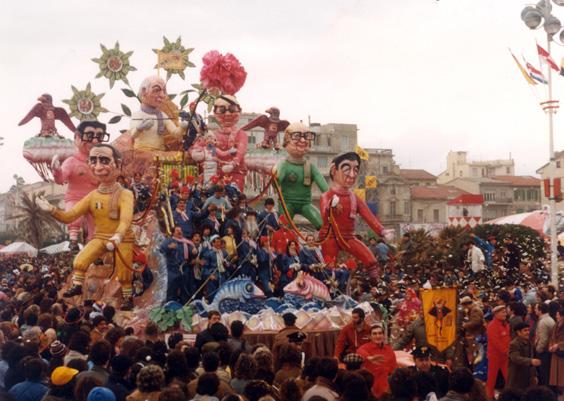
<box><xmin>354</xmin><ymin>145</ymin><xmax>369</xmax><ymax>161</ymax></box>
<box><xmin>537</xmin><ymin>44</ymin><xmax>560</xmax><ymax>72</ymax></box>
<box><xmin>365</xmin><ymin>176</ymin><xmax>378</xmax><ymax>189</ymax></box>
<box><xmin>421</xmin><ymin>287</ymin><xmax>458</xmax><ymax>352</ymax></box>
<box><xmin>526</xmin><ymin>60</ymin><xmax>548</xmax><ymax>84</ymax></box>
<box><xmin>509</xmin><ymin>50</ymin><xmax>537</xmax><ymax>85</ymax></box>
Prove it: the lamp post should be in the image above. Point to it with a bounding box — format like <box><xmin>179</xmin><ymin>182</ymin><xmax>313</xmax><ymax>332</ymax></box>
<box><xmin>521</xmin><ymin>0</ymin><xmax>563</xmax><ymax>287</ymax></box>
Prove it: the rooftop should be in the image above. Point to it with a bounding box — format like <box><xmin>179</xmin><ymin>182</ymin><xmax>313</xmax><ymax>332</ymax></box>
<box><xmin>399</xmin><ymin>169</ymin><xmax>437</xmax><ymax>181</ymax></box>
<box><xmin>411</xmin><ymin>185</ymin><xmax>467</xmax><ymax>200</ymax></box>
<box><xmin>492</xmin><ymin>175</ymin><xmax>540</xmax><ymax>187</ymax></box>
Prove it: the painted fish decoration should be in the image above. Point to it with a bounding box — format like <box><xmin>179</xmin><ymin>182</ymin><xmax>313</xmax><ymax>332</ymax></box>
<box><xmin>283</xmin><ymin>272</ymin><xmax>331</xmax><ymax>301</ymax></box>
<box><xmin>210</xmin><ymin>276</ymin><xmax>265</xmax><ymax>311</ymax></box>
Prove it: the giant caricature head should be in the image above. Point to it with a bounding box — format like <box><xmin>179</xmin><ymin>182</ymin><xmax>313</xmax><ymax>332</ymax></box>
<box><xmin>329</xmin><ymin>152</ymin><xmax>361</xmax><ymax>190</ymax></box>
<box><xmin>138</xmin><ymin>76</ymin><xmax>167</xmax><ymax>108</ymax></box>
<box><xmin>76</xmin><ymin>121</ymin><xmax>108</xmax><ymax>155</ymax></box>
<box><xmin>88</xmin><ymin>144</ymin><xmax>122</xmax><ymax>185</ymax></box>
<box><xmin>213</xmin><ymin>95</ymin><xmax>241</xmax><ymax>128</ymax></box>
<box><xmin>283</xmin><ymin>122</ymin><xmax>315</xmax><ymax>159</ymax></box>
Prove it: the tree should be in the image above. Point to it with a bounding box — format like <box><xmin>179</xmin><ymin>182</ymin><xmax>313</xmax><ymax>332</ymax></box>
<box><xmin>8</xmin><ymin>191</ymin><xmax>64</xmax><ymax>248</ymax></box>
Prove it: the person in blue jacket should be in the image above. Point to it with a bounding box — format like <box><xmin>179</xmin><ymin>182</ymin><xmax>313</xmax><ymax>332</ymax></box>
<box><xmin>236</xmin><ymin>229</ymin><xmax>257</xmax><ymax>279</ymax></box>
<box><xmin>470</xmin><ymin>233</ymin><xmax>497</xmax><ymax>269</ymax></box>
<box><xmin>159</xmin><ymin>226</ymin><xmax>193</xmax><ymax>303</ymax></box>
<box><xmin>257</xmin><ymin>198</ymin><xmax>280</xmax><ymax>238</ymax></box>
<box><xmin>200</xmin><ymin>235</ymin><xmax>231</xmax><ymax>302</ymax></box>
<box><xmin>172</xmin><ymin>199</ymin><xmax>209</xmax><ymax>239</ymax></box>
<box><xmin>257</xmin><ymin>238</ymin><xmax>275</xmax><ymax>297</ymax></box>
<box><xmin>299</xmin><ymin>234</ymin><xmax>325</xmax><ymax>278</ymax></box>
<box><xmin>275</xmin><ymin>240</ymin><xmax>301</xmax><ymax>295</ymax></box>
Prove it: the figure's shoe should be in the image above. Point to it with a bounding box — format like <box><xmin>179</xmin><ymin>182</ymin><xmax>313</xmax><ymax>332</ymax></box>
<box><xmin>63</xmin><ymin>285</ymin><xmax>83</xmax><ymax>298</ymax></box>
<box><xmin>121</xmin><ymin>297</ymin><xmax>134</xmax><ymax>311</ymax></box>
<box><xmin>69</xmin><ymin>241</ymin><xmax>79</xmax><ymax>252</ymax></box>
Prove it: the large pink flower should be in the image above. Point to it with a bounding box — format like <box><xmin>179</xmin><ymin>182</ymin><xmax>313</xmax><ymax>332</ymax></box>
<box><xmin>200</xmin><ymin>50</ymin><xmax>247</xmax><ymax>95</ymax></box>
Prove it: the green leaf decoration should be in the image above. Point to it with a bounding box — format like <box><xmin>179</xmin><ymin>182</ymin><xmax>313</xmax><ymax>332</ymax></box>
<box><xmin>121</xmin><ymin>104</ymin><xmax>131</xmax><ymax>117</ymax></box>
<box><xmin>180</xmin><ymin>94</ymin><xmax>189</xmax><ymax>108</ymax></box>
<box><xmin>122</xmin><ymin>88</ymin><xmax>136</xmax><ymax>98</ymax></box>
<box><xmin>108</xmin><ymin>115</ymin><xmax>122</xmax><ymax>124</ymax></box>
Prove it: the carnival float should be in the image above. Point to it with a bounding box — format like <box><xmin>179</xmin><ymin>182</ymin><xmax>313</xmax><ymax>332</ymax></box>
<box><xmin>20</xmin><ymin>37</ymin><xmax>391</xmax><ymax>348</ymax></box>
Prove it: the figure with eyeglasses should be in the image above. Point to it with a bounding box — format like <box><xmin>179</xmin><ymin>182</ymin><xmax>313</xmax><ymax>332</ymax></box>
<box><xmin>272</xmin><ymin>122</ymin><xmax>328</xmax><ymax>229</ymax></box>
<box><xmin>51</xmin><ymin>121</ymin><xmax>108</xmax><ymax>248</ymax></box>
<box><xmin>193</xmin><ymin>95</ymin><xmax>248</xmax><ymax>191</ymax></box>
<box><xmin>38</xmin><ymin>144</ymin><xmax>136</xmax><ymax>310</ymax></box>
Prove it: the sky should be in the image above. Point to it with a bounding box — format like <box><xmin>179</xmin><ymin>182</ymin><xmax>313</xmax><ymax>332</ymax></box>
<box><xmin>0</xmin><ymin>0</ymin><xmax>562</xmax><ymax>192</ymax></box>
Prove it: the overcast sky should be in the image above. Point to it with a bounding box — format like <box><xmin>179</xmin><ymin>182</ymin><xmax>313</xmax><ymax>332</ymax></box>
<box><xmin>0</xmin><ymin>0</ymin><xmax>562</xmax><ymax>192</ymax></box>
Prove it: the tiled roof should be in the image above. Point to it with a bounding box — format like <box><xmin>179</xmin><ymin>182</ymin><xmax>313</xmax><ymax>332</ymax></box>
<box><xmin>411</xmin><ymin>185</ymin><xmax>467</xmax><ymax>200</ymax></box>
<box><xmin>399</xmin><ymin>169</ymin><xmax>437</xmax><ymax>181</ymax></box>
<box><xmin>492</xmin><ymin>175</ymin><xmax>541</xmax><ymax>187</ymax></box>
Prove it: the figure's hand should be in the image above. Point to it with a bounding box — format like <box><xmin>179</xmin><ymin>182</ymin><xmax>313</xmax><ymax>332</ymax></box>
<box><xmin>367</xmin><ymin>354</ymin><xmax>385</xmax><ymax>364</ymax></box>
<box><xmin>331</xmin><ymin>195</ymin><xmax>340</xmax><ymax>208</ymax></box>
<box><xmin>228</xmin><ymin>147</ymin><xmax>237</xmax><ymax>155</ymax></box>
<box><xmin>51</xmin><ymin>155</ymin><xmax>61</xmax><ymax>171</ymax></box>
<box><xmin>169</xmin><ymin>242</ymin><xmax>178</xmax><ymax>249</ymax></box>
<box><xmin>36</xmin><ymin>196</ymin><xmax>54</xmax><ymax>213</ymax></box>
<box><xmin>531</xmin><ymin>358</ymin><xmax>542</xmax><ymax>367</ymax></box>
<box><xmin>138</xmin><ymin>119</ymin><xmax>154</xmax><ymax>131</ymax></box>
<box><xmin>106</xmin><ymin>234</ymin><xmax>123</xmax><ymax>251</ymax></box>
<box><xmin>179</xmin><ymin>120</ymin><xmax>189</xmax><ymax>129</ymax></box>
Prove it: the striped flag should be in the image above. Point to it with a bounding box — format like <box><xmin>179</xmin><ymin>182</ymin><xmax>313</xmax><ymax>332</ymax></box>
<box><xmin>537</xmin><ymin>44</ymin><xmax>560</xmax><ymax>72</ymax></box>
<box><xmin>526</xmin><ymin>60</ymin><xmax>548</xmax><ymax>84</ymax></box>
<box><xmin>509</xmin><ymin>50</ymin><xmax>537</xmax><ymax>85</ymax></box>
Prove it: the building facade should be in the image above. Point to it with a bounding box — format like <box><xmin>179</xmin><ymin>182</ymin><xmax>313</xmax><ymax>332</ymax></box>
<box><xmin>437</xmin><ymin>151</ymin><xmax>514</xmax><ymax>184</ymax></box>
<box><xmin>410</xmin><ymin>185</ymin><xmax>468</xmax><ymax>224</ymax></box>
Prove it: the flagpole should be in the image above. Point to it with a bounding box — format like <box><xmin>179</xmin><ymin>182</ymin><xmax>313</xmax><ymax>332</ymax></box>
<box><xmin>546</xmin><ymin>34</ymin><xmax>559</xmax><ymax>288</ymax></box>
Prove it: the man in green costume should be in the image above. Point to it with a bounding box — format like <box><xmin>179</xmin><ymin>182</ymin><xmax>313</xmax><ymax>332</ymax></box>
<box><xmin>273</xmin><ymin>122</ymin><xmax>328</xmax><ymax>229</ymax></box>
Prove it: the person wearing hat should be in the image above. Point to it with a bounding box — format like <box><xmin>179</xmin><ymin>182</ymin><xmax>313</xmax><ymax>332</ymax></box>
<box><xmin>409</xmin><ymin>346</ymin><xmax>450</xmax><ymax>398</ymax></box>
<box><xmin>506</xmin><ymin>322</ymin><xmax>540</xmax><ymax>391</ymax></box>
<box><xmin>87</xmin><ymin>387</ymin><xmax>116</xmax><ymax>401</ymax></box>
<box><xmin>486</xmin><ymin>305</ymin><xmax>511</xmax><ymax>398</ymax></box>
<box><xmin>43</xmin><ymin>366</ymin><xmax>79</xmax><ymax>401</ymax></box>
<box><xmin>273</xmin><ymin>313</ymin><xmax>309</xmax><ymax>363</ymax></box>
<box><xmin>343</xmin><ymin>353</ymin><xmax>364</xmax><ymax>371</ymax></box>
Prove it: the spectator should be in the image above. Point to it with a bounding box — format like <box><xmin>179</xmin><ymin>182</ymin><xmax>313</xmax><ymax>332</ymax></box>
<box><xmin>535</xmin><ymin>302</ymin><xmax>556</xmax><ymax>386</ymax></box>
<box><xmin>486</xmin><ymin>305</ymin><xmax>510</xmax><ymax>398</ymax></box>
<box><xmin>388</xmin><ymin>368</ymin><xmax>417</xmax><ymax>401</ymax></box>
<box><xmin>126</xmin><ymin>365</ymin><xmax>165</xmax><ymax>401</ymax></box>
<box><xmin>334</xmin><ymin>308</ymin><xmax>371</xmax><ymax>361</ymax></box>
<box><xmin>439</xmin><ymin>368</ymin><xmax>474</xmax><ymax>401</ymax></box>
<box><xmin>507</xmin><ymin>322</ymin><xmax>540</xmax><ymax>391</ymax></box>
<box><xmin>7</xmin><ymin>357</ymin><xmax>47</xmax><ymax>401</ymax></box>
<box><xmin>302</xmin><ymin>357</ymin><xmax>339</xmax><ymax>401</ymax></box>
<box><xmin>230</xmin><ymin>354</ymin><xmax>256</xmax><ymax>394</ymax></box>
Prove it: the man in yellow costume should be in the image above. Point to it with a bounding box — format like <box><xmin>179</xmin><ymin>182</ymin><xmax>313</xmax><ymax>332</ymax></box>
<box><xmin>37</xmin><ymin>144</ymin><xmax>136</xmax><ymax>310</ymax></box>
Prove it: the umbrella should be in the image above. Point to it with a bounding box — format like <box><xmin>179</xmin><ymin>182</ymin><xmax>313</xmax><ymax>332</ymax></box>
<box><xmin>40</xmin><ymin>241</ymin><xmax>83</xmax><ymax>255</ymax></box>
<box><xmin>485</xmin><ymin>210</ymin><xmax>547</xmax><ymax>234</ymax></box>
<box><xmin>0</xmin><ymin>242</ymin><xmax>38</xmax><ymax>257</ymax></box>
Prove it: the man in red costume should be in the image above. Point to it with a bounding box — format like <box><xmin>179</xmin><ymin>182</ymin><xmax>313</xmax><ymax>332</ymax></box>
<box><xmin>319</xmin><ymin>152</ymin><xmax>384</xmax><ymax>280</ymax></box>
<box><xmin>486</xmin><ymin>305</ymin><xmax>511</xmax><ymax>398</ymax></box>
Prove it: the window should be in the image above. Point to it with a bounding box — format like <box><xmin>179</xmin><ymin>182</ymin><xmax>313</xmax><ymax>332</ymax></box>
<box><xmin>382</xmin><ymin>165</ymin><xmax>389</xmax><ymax>174</ymax></box>
<box><xmin>318</xmin><ymin>157</ymin><xmax>327</xmax><ymax>168</ymax></box>
<box><xmin>506</xmin><ymin>167</ymin><xmax>511</xmax><ymax>174</ymax></box>
<box><xmin>389</xmin><ymin>201</ymin><xmax>396</xmax><ymax>216</ymax></box>
<box><xmin>433</xmin><ymin>209</ymin><xmax>440</xmax><ymax>222</ymax></box>
<box><xmin>557</xmin><ymin>161</ymin><xmax>561</xmax><ymax>168</ymax></box>
<box><xmin>417</xmin><ymin>209</ymin><xmax>423</xmax><ymax>221</ymax></box>
<box><xmin>527</xmin><ymin>189</ymin><xmax>539</xmax><ymax>201</ymax></box>
<box><xmin>404</xmin><ymin>200</ymin><xmax>410</xmax><ymax>215</ymax></box>
<box><xmin>515</xmin><ymin>189</ymin><xmax>525</xmax><ymax>201</ymax></box>
<box><xmin>340</xmin><ymin>136</ymin><xmax>349</xmax><ymax>151</ymax></box>
<box><xmin>484</xmin><ymin>193</ymin><xmax>496</xmax><ymax>201</ymax></box>
<box><xmin>326</xmin><ymin>136</ymin><xmax>331</xmax><ymax>147</ymax></box>
<box><xmin>390</xmin><ymin>186</ymin><xmax>396</xmax><ymax>195</ymax></box>
<box><xmin>248</xmin><ymin>136</ymin><xmax>256</xmax><ymax>145</ymax></box>
<box><xmin>500</xmin><ymin>191</ymin><xmax>506</xmax><ymax>200</ymax></box>
<box><xmin>459</xmin><ymin>170</ymin><xmax>463</xmax><ymax>177</ymax></box>
<box><xmin>472</xmin><ymin>168</ymin><xmax>478</xmax><ymax>177</ymax></box>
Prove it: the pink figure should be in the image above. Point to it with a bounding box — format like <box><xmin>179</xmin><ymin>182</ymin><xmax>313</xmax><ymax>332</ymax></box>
<box><xmin>211</xmin><ymin>95</ymin><xmax>248</xmax><ymax>191</ymax></box>
<box><xmin>52</xmin><ymin>121</ymin><xmax>104</xmax><ymax>244</ymax></box>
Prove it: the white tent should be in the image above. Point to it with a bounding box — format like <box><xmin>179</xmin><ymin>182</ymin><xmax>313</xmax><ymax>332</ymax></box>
<box><xmin>0</xmin><ymin>241</ymin><xmax>38</xmax><ymax>257</ymax></box>
<box><xmin>40</xmin><ymin>241</ymin><xmax>83</xmax><ymax>254</ymax></box>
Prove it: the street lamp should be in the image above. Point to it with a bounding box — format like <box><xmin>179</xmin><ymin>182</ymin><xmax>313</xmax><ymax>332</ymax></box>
<box><xmin>521</xmin><ymin>0</ymin><xmax>563</xmax><ymax>287</ymax></box>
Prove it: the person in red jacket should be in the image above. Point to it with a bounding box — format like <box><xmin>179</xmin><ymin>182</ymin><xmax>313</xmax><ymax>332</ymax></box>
<box><xmin>334</xmin><ymin>308</ymin><xmax>371</xmax><ymax>361</ymax></box>
<box><xmin>357</xmin><ymin>323</ymin><xmax>398</xmax><ymax>398</ymax></box>
<box><xmin>486</xmin><ymin>305</ymin><xmax>511</xmax><ymax>398</ymax></box>
<box><xmin>271</xmin><ymin>215</ymin><xmax>298</xmax><ymax>255</ymax></box>
<box><xmin>319</xmin><ymin>152</ymin><xmax>384</xmax><ymax>281</ymax></box>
